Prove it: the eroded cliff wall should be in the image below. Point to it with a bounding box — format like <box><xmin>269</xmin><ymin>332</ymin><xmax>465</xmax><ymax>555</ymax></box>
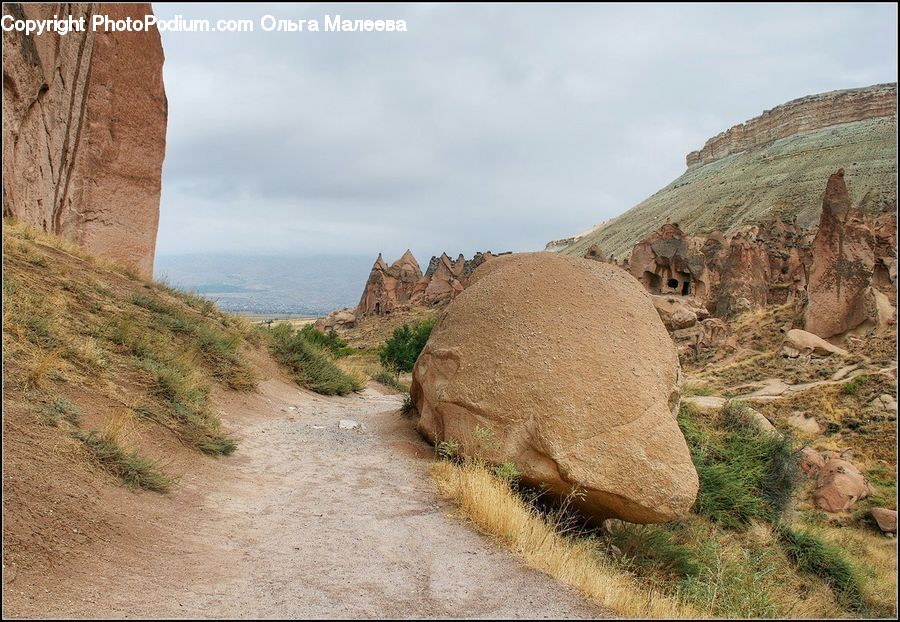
<box><xmin>686</xmin><ymin>84</ymin><xmax>897</xmax><ymax>168</ymax></box>
<box><xmin>2</xmin><ymin>3</ymin><xmax>167</xmax><ymax>276</ymax></box>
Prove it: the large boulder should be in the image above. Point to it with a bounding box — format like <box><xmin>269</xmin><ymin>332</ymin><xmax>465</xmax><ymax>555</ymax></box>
<box><xmin>411</xmin><ymin>252</ymin><xmax>699</xmax><ymax>523</ymax></box>
<box><xmin>315</xmin><ymin>308</ymin><xmax>357</xmax><ymax>333</ymax></box>
<box><xmin>871</xmin><ymin>508</ymin><xmax>898</xmax><ymax>535</ymax></box>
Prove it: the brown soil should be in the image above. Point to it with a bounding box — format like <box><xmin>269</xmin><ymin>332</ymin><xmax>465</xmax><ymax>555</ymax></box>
<box><xmin>3</xmin><ymin>365</ymin><xmax>602</xmax><ymax>618</ymax></box>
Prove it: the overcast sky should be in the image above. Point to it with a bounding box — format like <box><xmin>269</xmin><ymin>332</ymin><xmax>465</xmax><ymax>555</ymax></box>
<box><xmin>154</xmin><ymin>2</ymin><xmax>897</xmax><ymax>264</ymax></box>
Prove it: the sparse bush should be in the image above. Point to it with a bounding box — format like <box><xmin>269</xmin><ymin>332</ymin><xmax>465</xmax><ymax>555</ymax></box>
<box><xmin>676</xmin><ymin>536</ymin><xmax>779</xmax><ymax>617</ymax></box>
<box><xmin>298</xmin><ymin>324</ymin><xmax>352</xmax><ymax>357</ymax></box>
<box><xmin>142</xmin><ymin>359</ymin><xmax>236</xmax><ymax>456</ymax></box>
<box><xmin>269</xmin><ymin>323</ymin><xmax>362</xmax><ymax>395</ymax></box>
<box><xmin>400</xmin><ymin>394</ymin><xmax>416</xmax><ymax>417</ymax></box>
<box><xmin>74</xmin><ymin>430</ymin><xmax>174</xmax><ymax>492</ymax></box>
<box><xmin>131</xmin><ymin>292</ymin><xmax>172</xmax><ymax>315</ymax></box>
<box><xmin>778</xmin><ymin>526</ymin><xmax>865</xmax><ymax>611</ymax></box>
<box><xmin>379</xmin><ymin>317</ymin><xmax>437</xmax><ymax>373</ymax></box>
<box><xmin>372</xmin><ymin>365</ymin><xmax>405</xmax><ymax>391</ymax></box>
<box><xmin>192</xmin><ymin>323</ymin><xmax>256</xmax><ymax>390</ymax></box>
<box><xmin>842</xmin><ymin>375</ymin><xmax>868</xmax><ymax>395</ymax></box>
<box><xmin>606</xmin><ymin>522</ymin><xmax>699</xmax><ymax>579</ymax></box>
<box><xmin>493</xmin><ymin>461</ymin><xmax>522</xmax><ymax>487</ymax></box>
<box><xmin>41</xmin><ymin>398</ymin><xmax>81</xmax><ymax>426</ymax></box>
<box><xmin>437</xmin><ymin>438</ymin><xmax>460</xmax><ymax>461</ymax></box>
<box><xmin>679</xmin><ymin>403</ymin><xmax>799</xmax><ymax>529</ymax></box>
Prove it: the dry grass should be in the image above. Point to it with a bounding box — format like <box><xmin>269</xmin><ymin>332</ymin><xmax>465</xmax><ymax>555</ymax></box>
<box><xmin>4</xmin><ymin>220</ymin><xmax>259</xmax><ymax>484</ymax></box>
<box><xmin>817</xmin><ymin>525</ymin><xmax>898</xmax><ymax>615</ymax></box>
<box><xmin>430</xmin><ymin>459</ymin><xmax>696</xmax><ymax>618</ymax></box>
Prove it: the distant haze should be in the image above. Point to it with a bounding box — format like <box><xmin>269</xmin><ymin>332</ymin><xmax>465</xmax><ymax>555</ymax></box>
<box><xmin>154</xmin><ymin>254</ymin><xmax>374</xmax><ymax>315</ymax></box>
<box><xmin>153</xmin><ymin>3</ymin><xmax>897</xmax><ymax>310</ymax></box>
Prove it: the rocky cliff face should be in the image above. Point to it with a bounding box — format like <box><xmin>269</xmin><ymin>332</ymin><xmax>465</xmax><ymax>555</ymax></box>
<box><xmin>686</xmin><ymin>84</ymin><xmax>897</xmax><ymax>168</ymax></box>
<box><xmin>555</xmin><ymin>83</ymin><xmax>896</xmax><ymax>260</ymax></box>
<box><xmin>599</xmin><ymin>170</ymin><xmax>896</xmax><ymax>341</ymax></box>
<box><xmin>2</xmin><ymin>3</ymin><xmax>167</xmax><ymax>277</ymax></box>
<box><xmin>355</xmin><ymin>250</ymin><xmax>503</xmax><ymax>317</ymax></box>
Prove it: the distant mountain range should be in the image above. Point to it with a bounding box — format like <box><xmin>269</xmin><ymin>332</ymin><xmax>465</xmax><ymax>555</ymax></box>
<box><xmin>154</xmin><ymin>254</ymin><xmax>374</xmax><ymax>316</ymax></box>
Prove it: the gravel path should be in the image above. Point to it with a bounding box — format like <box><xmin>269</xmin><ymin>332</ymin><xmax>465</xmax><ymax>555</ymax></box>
<box><xmin>17</xmin><ymin>377</ymin><xmax>602</xmax><ymax>619</ymax></box>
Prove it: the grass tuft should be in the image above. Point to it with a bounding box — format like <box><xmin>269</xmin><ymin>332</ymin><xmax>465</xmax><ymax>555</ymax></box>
<box><xmin>269</xmin><ymin>323</ymin><xmax>363</xmax><ymax>395</ymax></box>
<box><xmin>778</xmin><ymin>526</ymin><xmax>866</xmax><ymax>612</ymax></box>
<box><xmin>41</xmin><ymin>398</ymin><xmax>81</xmax><ymax>426</ymax></box>
<box><xmin>679</xmin><ymin>403</ymin><xmax>799</xmax><ymax>529</ymax></box>
<box><xmin>74</xmin><ymin>429</ymin><xmax>174</xmax><ymax>492</ymax></box>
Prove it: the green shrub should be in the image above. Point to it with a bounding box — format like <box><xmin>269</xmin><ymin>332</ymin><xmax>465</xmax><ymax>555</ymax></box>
<box><xmin>778</xmin><ymin>527</ymin><xmax>865</xmax><ymax>611</ymax></box>
<box><xmin>841</xmin><ymin>375</ymin><xmax>868</xmax><ymax>395</ymax></box>
<box><xmin>493</xmin><ymin>461</ymin><xmax>522</xmax><ymax>487</ymax></box>
<box><xmin>437</xmin><ymin>438</ymin><xmax>460</xmax><ymax>461</ymax></box>
<box><xmin>678</xmin><ymin>404</ymin><xmax>799</xmax><ymax>529</ymax></box>
<box><xmin>606</xmin><ymin>523</ymin><xmax>699</xmax><ymax>579</ymax></box>
<box><xmin>400</xmin><ymin>394</ymin><xmax>416</xmax><ymax>417</ymax></box>
<box><xmin>74</xmin><ymin>430</ymin><xmax>174</xmax><ymax>492</ymax></box>
<box><xmin>269</xmin><ymin>324</ymin><xmax>362</xmax><ymax>396</ymax></box>
<box><xmin>379</xmin><ymin>317</ymin><xmax>437</xmax><ymax>373</ymax></box>
<box><xmin>298</xmin><ymin>324</ymin><xmax>352</xmax><ymax>357</ymax></box>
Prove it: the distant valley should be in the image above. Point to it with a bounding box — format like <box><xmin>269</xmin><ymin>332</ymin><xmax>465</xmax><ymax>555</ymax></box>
<box><xmin>153</xmin><ymin>254</ymin><xmax>374</xmax><ymax>316</ymax></box>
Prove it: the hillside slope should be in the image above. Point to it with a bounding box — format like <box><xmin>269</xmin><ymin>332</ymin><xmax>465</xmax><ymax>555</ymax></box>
<box><xmin>2</xmin><ymin>221</ymin><xmax>260</xmax><ymax>582</ymax></box>
<box><xmin>554</xmin><ymin>84</ymin><xmax>897</xmax><ymax>259</ymax></box>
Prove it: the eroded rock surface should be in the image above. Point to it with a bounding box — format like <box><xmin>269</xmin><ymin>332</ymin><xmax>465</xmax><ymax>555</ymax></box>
<box><xmin>411</xmin><ymin>252</ymin><xmax>698</xmax><ymax>523</ymax></box>
<box><xmin>2</xmin><ymin>2</ymin><xmax>167</xmax><ymax>277</ymax></box>
<box><xmin>356</xmin><ymin>250</ymin><xmax>502</xmax><ymax>317</ymax></box>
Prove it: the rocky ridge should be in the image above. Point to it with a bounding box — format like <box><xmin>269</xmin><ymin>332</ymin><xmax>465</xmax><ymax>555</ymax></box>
<box><xmin>552</xmin><ymin>83</ymin><xmax>897</xmax><ymax>259</ymax></box>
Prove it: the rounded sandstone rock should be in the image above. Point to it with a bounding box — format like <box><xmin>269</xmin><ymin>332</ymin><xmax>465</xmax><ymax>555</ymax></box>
<box><xmin>411</xmin><ymin>253</ymin><xmax>699</xmax><ymax>523</ymax></box>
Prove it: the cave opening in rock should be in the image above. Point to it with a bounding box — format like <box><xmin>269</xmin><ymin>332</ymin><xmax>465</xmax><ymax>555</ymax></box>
<box><xmin>667</xmin><ymin>278</ymin><xmax>679</xmax><ymax>289</ymax></box>
<box><xmin>681</xmin><ymin>279</ymin><xmax>691</xmax><ymax>296</ymax></box>
<box><xmin>643</xmin><ymin>271</ymin><xmax>662</xmax><ymax>293</ymax></box>
<box><xmin>374</xmin><ymin>302</ymin><xmax>381</xmax><ymax>314</ymax></box>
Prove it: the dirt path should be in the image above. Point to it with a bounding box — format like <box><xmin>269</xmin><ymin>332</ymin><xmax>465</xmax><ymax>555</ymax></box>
<box><xmin>12</xmin><ymin>376</ymin><xmax>601</xmax><ymax>619</ymax></box>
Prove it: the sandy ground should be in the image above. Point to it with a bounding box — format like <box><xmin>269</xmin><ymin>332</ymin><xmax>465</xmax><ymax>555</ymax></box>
<box><xmin>7</xmin><ymin>376</ymin><xmax>602</xmax><ymax>619</ymax></box>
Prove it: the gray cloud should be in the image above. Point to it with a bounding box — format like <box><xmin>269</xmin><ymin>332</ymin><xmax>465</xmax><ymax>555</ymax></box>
<box><xmin>155</xmin><ymin>3</ymin><xmax>897</xmax><ymax>263</ymax></box>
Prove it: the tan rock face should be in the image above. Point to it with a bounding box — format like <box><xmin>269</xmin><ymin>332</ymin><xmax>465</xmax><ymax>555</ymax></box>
<box><xmin>782</xmin><ymin>329</ymin><xmax>849</xmax><ymax>358</ymax></box>
<box><xmin>2</xmin><ymin>3</ymin><xmax>167</xmax><ymax>277</ymax></box>
<box><xmin>314</xmin><ymin>308</ymin><xmax>357</xmax><ymax>333</ymax></box>
<box><xmin>608</xmin><ymin>169</ymin><xmax>895</xmax><ymax>339</ymax></box>
<box><xmin>356</xmin><ymin>250</ymin><xmax>500</xmax><ymax>317</ymax></box>
<box><xmin>411</xmin><ymin>252</ymin><xmax>698</xmax><ymax>523</ymax></box>
<box><xmin>799</xmin><ymin>447</ymin><xmax>826</xmax><ymax>477</ymax></box>
<box><xmin>356</xmin><ymin>251</ymin><xmax>423</xmax><ymax>316</ymax></box>
<box><xmin>804</xmin><ymin>170</ymin><xmax>878</xmax><ymax>338</ymax></box>
<box><xmin>651</xmin><ymin>295</ymin><xmax>699</xmax><ymax>331</ymax></box>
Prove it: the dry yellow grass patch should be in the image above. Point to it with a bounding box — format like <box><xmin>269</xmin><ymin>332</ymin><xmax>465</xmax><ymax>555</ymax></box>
<box><xmin>430</xmin><ymin>459</ymin><xmax>698</xmax><ymax>618</ymax></box>
<box><xmin>819</xmin><ymin>525</ymin><xmax>898</xmax><ymax>615</ymax></box>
